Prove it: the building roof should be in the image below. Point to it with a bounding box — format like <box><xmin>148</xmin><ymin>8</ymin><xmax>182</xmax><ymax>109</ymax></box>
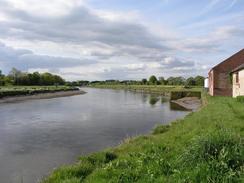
<box><xmin>209</xmin><ymin>49</ymin><xmax>244</xmax><ymax>74</ymax></box>
<box><xmin>231</xmin><ymin>63</ymin><xmax>244</xmax><ymax>73</ymax></box>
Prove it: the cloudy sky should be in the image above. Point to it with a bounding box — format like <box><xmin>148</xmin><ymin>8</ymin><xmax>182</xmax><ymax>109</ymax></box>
<box><xmin>0</xmin><ymin>0</ymin><xmax>243</xmax><ymax>80</ymax></box>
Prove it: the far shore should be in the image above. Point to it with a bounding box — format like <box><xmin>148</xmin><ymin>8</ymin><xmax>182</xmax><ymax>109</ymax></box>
<box><xmin>0</xmin><ymin>90</ymin><xmax>86</xmax><ymax>103</ymax></box>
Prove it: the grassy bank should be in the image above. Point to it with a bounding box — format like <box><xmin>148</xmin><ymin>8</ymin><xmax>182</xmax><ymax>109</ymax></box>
<box><xmin>90</xmin><ymin>84</ymin><xmax>202</xmax><ymax>100</ymax></box>
<box><xmin>43</xmin><ymin>93</ymin><xmax>244</xmax><ymax>183</ymax></box>
<box><xmin>90</xmin><ymin>84</ymin><xmax>202</xmax><ymax>93</ymax></box>
<box><xmin>0</xmin><ymin>86</ymin><xmax>78</xmax><ymax>98</ymax></box>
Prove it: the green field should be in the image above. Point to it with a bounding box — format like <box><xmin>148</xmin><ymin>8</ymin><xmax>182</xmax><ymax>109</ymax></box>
<box><xmin>43</xmin><ymin>93</ymin><xmax>244</xmax><ymax>183</ymax></box>
<box><xmin>0</xmin><ymin>86</ymin><xmax>77</xmax><ymax>98</ymax></box>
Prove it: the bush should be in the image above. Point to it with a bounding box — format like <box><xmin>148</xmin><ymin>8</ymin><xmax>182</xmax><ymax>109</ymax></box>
<box><xmin>236</xmin><ymin>96</ymin><xmax>244</xmax><ymax>103</ymax></box>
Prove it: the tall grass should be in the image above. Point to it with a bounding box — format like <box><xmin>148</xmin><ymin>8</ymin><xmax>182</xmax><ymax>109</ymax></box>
<box><xmin>177</xmin><ymin>129</ymin><xmax>243</xmax><ymax>182</ymax></box>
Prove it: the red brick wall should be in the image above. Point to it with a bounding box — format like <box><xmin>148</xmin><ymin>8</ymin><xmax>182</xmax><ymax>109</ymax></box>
<box><xmin>209</xmin><ymin>49</ymin><xmax>244</xmax><ymax>96</ymax></box>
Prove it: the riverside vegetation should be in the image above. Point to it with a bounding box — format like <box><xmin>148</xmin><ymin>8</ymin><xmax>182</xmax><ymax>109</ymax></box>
<box><xmin>43</xmin><ymin>92</ymin><xmax>244</xmax><ymax>183</ymax></box>
<box><xmin>0</xmin><ymin>68</ymin><xmax>77</xmax><ymax>98</ymax></box>
<box><xmin>0</xmin><ymin>86</ymin><xmax>79</xmax><ymax>98</ymax></box>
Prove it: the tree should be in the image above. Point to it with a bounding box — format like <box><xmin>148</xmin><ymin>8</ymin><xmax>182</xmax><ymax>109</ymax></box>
<box><xmin>0</xmin><ymin>70</ymin><xmax>4</xmax><ymax>86</ymax></box>
<box><xmin>167</xmin><ymin>77</ymin><xmax>185</xmax><ymax>85</ymax></box>
<box><xmin>195</xmin><ymin>76</ymin><xmax>205</xmax><ymax>86</ymax></box>
<box><xmin>158</xmin><ymin>77</ymin><xmax>165</xmax><ymax>85</ymax></box>
<box><xmin>142</xmin><ymin>78</ymin><xmax>147</xmax><ymax>85</ymax></box>
<box><xmin>29</xmin><ymin>72</ymin><xmax>41</xmax><ymax>85</ymax></box>
<box><xmin>8</xmin><ymin>68</ymin><xmax>22</xmax><ymax>85</ymax></box>
<box><xmin>19</xmin><ymin>73</ymin><xmax>30</xmax><ymax>85</ymax></box>
<box><xmin>186</xmin><ymin>77</ymin><xmax>196</xmax><ymax>86</ymax></box>
<box><xmin>149</xmin><ymin>75</ymin><xmax>158</xmax><ymax>85</ymax></box>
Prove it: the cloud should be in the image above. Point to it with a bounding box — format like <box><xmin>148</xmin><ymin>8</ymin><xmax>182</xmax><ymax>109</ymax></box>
<box><xmin>0</xmin><ymin>2</ymin><xmax>168</xmax><ymax>50</ymax></box>
<box><xmin>0</xmin><ymin>0</ymin><xmax>242</xmax><ymax>80</ymax></box>
<box><xmin>160</xmin><ymin>57</ymin><xmax>195</xmax><ymax>68</ymax></box>
<box><xmin>1</xmin><ymin>0</ymin><xmax>86</xmax><ymax>17</ymax></box>
<box><xmin>0</xmin><ymin>0</ymin><xmax>173</xmax><ymax>69</ymax></box>
<box><xmin>0</xmin><ymin>42</ymin><xmax>97</xmax><ymax>71</ymax></box>
<box><xmin>172</xmin><ymin>26</ymin><xmax>244</xmax><ymax>53</ymax></box>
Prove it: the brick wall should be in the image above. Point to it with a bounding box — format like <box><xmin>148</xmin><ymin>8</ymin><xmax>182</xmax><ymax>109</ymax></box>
<box><xmin>209</xmin><ymin>49</ymin><xmax>244</xmax><ymax>96</ymax></box>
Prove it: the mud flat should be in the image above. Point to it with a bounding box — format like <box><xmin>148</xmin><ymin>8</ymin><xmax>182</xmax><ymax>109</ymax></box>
<box><xmin>0</xmin><ymin>90</ymin><xmax>86</xmax><ymax>103</ymax></box>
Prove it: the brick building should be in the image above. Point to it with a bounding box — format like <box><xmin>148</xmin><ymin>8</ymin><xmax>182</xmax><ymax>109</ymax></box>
<box><xmin>208</xmin><ymin>49</ymin><xmax>244</xmax><ymax>96</ymax></box>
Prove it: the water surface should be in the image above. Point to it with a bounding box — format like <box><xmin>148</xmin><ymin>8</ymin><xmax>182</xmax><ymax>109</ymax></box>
<box><xmin>0</xmin><ymin>88</ymin><xmax>189</xmax><ymax>183</ymax></box>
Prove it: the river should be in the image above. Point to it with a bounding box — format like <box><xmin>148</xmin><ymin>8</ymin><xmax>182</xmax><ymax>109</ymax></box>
<box><xmin>0</xmin><ymin>88</ymin><xmax>189</xmax><ymax>183</ymax></box>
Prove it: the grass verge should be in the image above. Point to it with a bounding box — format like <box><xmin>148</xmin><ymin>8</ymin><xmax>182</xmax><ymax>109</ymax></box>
<box><xmin>43</xmin><ymin>95</ymin><xmax>244</xmax><ymax>183</ymax></box>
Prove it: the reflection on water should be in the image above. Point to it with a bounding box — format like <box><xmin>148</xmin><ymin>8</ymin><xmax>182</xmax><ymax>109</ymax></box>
<box><xmin>149</xmin><ymin>96</ymin><xmax>160</xmax><ymax>105</ymax></box>
<box><xmin>0</xmin><ymin>88</ymin><xmax>189</xmax><ymax>183</ymax></box>
<box><xmin>161</xmin><ymin>97</ymin><xmax>169</xmax><ymax>104</ymax></box>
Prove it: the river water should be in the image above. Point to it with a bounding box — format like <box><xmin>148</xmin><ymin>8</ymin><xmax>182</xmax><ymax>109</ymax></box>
<box><xmin>0</xmin><ymin>88</ymin><xmax>189</xmax><ymax>183</ymax></box>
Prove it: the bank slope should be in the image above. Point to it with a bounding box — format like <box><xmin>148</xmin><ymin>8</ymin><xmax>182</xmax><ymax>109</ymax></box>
<box><xmin>43</xmin><ymin>95</ymin><xmax>244</xmax><ymax>183</ymax></box>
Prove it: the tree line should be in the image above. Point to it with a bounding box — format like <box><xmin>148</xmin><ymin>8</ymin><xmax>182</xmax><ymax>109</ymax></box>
<box><xmin>0</xmin><ymin>68</ymin><xmax>205</xmax><ymax>87</ymax></box>
<box><xmin>89</xmin><ymin>75</ymin><xmax>205</xmax><ymax>86</ymax></box>
<box><xmin>0</xmin><ymin>68</ymin><xmax>65</xmax><ymax>86</ymax></box>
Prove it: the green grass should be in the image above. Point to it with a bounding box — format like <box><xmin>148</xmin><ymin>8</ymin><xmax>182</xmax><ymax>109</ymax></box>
<box><xmin>43</xmin><ymin>94</ymin><xmax>244</xmax><ymax>183</ymax></box>
<box><xmin>236</xmin><ymin>96</ymin><xmax>244</xmax><ymax>103</ymax></box>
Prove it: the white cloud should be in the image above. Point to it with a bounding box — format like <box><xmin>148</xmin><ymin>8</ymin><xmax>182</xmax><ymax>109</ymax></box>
<box><xmin>0</xmin><ymin>0</ymin><xmax>243</xmax><ymax>80</ymax></box>
<box><xmin>6</xmin><ymin>0</ymin><xmax>86</xmax><ymax>16</ymax></box>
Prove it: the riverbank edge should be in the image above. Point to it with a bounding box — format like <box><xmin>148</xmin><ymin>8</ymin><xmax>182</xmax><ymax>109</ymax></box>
<box><xmin>90</xmin><ymin>85</ymin><xmax>203</xmax><ymax>110</ymax></box>
<box><xmin>171</xmin><ymin>97</ymin><xmax>202</xmax><ymax>111</ymax></box>
<box><xmin>43</xmin><ymin>90</ymin><xmax>243</xmax><ymax>182</ymax></box>
<box><xmin>0</xmin><ymin>90</ymin><xmax>86</xmax><ymax>103</ymax></box>
<box><xmin>89</xmin><ymin>85</ymin><xmax>202</xmax><ymax>95</ymax></box>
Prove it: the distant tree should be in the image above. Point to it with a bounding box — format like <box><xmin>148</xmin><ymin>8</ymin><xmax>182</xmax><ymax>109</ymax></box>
<box><xmin>195</xmin><ymin>76</ymin><xmax>205</xmax><ymax>86</ymax></box>
<box><xmin>0</xmin><ymin>70</ymin><xmax>4</xmax><ymax>86</ymax></box>
<box><xmin>1</xmin><ymin>68</ymin><xmax>66</xmax><ymax>86</ymax></box>
<box><xmin>19</xmin><ymin>73</ymin><xmax>30</xmax><ymax>85</ymax></box>
<box><xmin>29</xmin><ymin>72</ymin><xmax>41</xmax><ymax>85</ymax></box>
<box><xmin>142</xmin><ymin>78</ymin><xmax>147</xmax><ymax>85</ymax></box>
<box><xmin>186</xmin><ymin>77</ymin><xmax>196</xmax><ymax>86</ymax></box>
<box><xmin>77</xmin><ymin>80</ymin><xmax>90</xmax><ymax>86</ymax></box>
<box><xmin>53</xmin><ymin>75</ymin><xmax>65</xmax><ymax>85</ymax></box>
<box><xmin>158</xmin><ymin>77</ymin><xmax>165</xmax><ymax>85</ymax></box>
<box><xmin>149</xmin><ymin>75</ymin><xmax>158</xmax><ymax>85</ymax></box>
<box><xmin>167</xmin><ymin>77</ymin><xmax>185</xmax><ymax>85</ymax></box>
<box><xmin>8</xmin><ymin>67</ymin><xmax>22</xmax><ymax>85</ymax></box>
